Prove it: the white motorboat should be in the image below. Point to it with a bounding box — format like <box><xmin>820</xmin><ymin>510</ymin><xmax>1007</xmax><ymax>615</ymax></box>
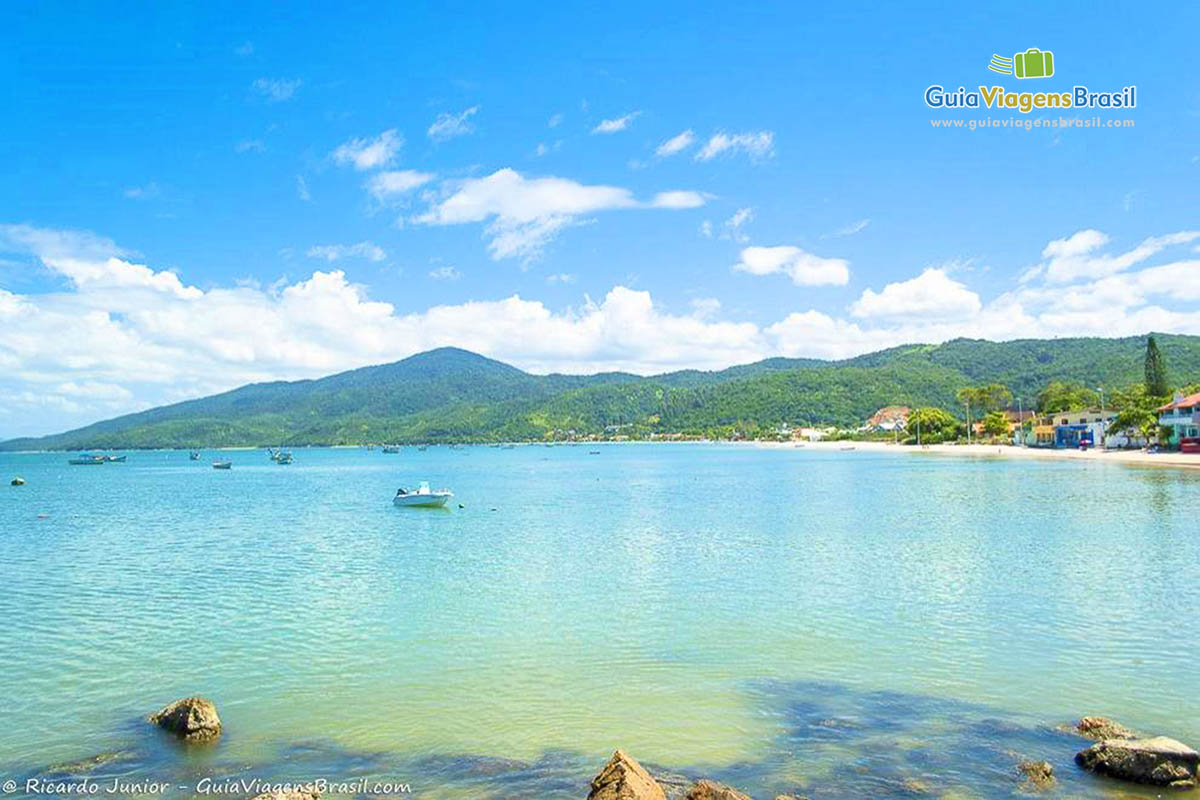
<box><xmin>394</xmin><ymin>481</ymin><xmax>453</xmax><ymax>507</ymax></box>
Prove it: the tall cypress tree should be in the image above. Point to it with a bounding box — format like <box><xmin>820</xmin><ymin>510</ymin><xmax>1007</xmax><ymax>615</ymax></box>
<box><xmin>1144</xmin><ymin>335</ymin><xmax>1169</xmax><ymax>397</ymax></box>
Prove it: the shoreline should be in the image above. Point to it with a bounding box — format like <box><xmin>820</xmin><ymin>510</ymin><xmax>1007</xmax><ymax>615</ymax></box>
<box><xmin>754</xmin><ymin>439</ymin><xmax>1200</xmax><ymax>470</ymax></box>
<box><xmin>4</xmin><ymin>439</ymin><xmax>1200</xmax><ymax>470</ymax></box>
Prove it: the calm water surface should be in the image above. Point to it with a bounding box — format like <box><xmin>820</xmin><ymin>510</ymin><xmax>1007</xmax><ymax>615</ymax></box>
<box><xmin>1</xmin><ymin>445</ymin><xmax>1196</xmax><ymax>798</ymax></box>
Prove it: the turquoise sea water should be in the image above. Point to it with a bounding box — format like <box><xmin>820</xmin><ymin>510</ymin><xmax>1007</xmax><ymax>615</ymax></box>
<box><xmin>1</xmin><ymin>444</ymin><xmax>1197</xmax><ymax>798</ymax></box>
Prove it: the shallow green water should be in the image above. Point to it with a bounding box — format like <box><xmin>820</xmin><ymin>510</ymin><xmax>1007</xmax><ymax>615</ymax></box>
<box><xmin>1</xmin><ymin>445</ymin><xmax>1196</xmax><ymax>797</ymax></box>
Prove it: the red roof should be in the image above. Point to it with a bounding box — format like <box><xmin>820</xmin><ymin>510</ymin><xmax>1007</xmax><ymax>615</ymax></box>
<box><xmin>1159</xmin><ymin>391</ymin><xmax>1200</xmax><ymax>411</ymax></box>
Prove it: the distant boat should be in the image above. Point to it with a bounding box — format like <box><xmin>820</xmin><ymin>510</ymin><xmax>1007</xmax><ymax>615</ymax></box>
<box><xmin>417</xmin><ymin>445</ymin><xmax>428</xmax><ymax>452</ymax></box>
<box><xmin>275</xmin><ymin>452</ymin><xmax>293</xmax><ymax>464</ymax></box>
<box><xmin>100</xmin><ymin>455</ymin><xmax>126</xmax><ymax>463</ymax></box>
<box><xmin>213</xmin><ymin>460</ymin><xmax>232</xmax><ymax>470</ymax></box>
<box><xmin>394</xmin><ymin>481</ymin><xmax>453</xmax><ymax>508</ymax></box>
<box><xmin>10</xmin><ymin>476</ymin><xmax>25</xmax><ymax>486</ymax></box>
<box><xmin>589</xmin><ymin>450</ymin><xmax>601</xmax><ymax>455</ymax></box>
<box><xmin>189</xmin><ymin>451</ymin><xmax>200</xmax><ymax>461</ymax></box>
<box><xmin>382</xmin><ymin>445</ymin><xmax>402</xmax><ymax>454</ymax></box>
<box><xmin>68</xmin><ymin>454</ymin><xmax>105</xmax><ymax>465</ymax></box>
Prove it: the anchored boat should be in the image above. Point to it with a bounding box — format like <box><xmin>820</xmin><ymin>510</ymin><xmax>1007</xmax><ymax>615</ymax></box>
<box><xmin>213</xmin><ymin>460</ymin><xmax>232</xmax><ymax>470</ymax></box>
<box><xmin>68</xmin><ymin>454</ymin><xmax>105</xmax><ymax>465</ymax></box>
<box><xmin>394</xmin><ymin>481</ymin><xmax>453</xmax><ymax>508</ymax></box>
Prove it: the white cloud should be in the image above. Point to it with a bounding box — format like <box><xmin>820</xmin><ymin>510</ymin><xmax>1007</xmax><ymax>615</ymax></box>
<box><xmin>251</xmin><ymin>77</ymin><xmax>302</xmax><ymax>102</ymax></box>
<box><xmin>332</xmin><ymin>129</ymin><xmax>402</xmax><ymax>171</ymax></box>
<box><xmin>547</xmin><ymin>113</ymin><xmax>563</xmax><ymax>128</ymax></box>
<box><xmin>656</xmin><ymin>129</ymin><xmax>695</xmax><ymax>157</ymax></box>
<box><xmin>720</xmin><ymin>207</ymin><xmax>754</xmax><ymax>243</ymax></box>
<box><xmin>415</xmin><ymin>168</ymin><xmax>706</xmax><ymax>261</ymax></box>
<box><xmin>427</xmin><ymin>106</ymin><xmax>480</xmax><ymax>141</ymax></box>
<box><xmin>306</xmin><ymin>242</ymin><xmax>387</xmax><ymax>263</ymax></box>
<box><xmin>733</xmin><ymin>245</ymin><xmax>850</xmax><ymax>286</ymax></box>
<box><xmin>849</xmin><ymin>267</ymin><xmax>981</xmax><ymax>320</ymax></box>
<box><xmin>235</xmin><ymin>139</ymin><xmax>266</xmax><ymax>154</ymax></box>
<box><xmin>592</xmin><ymin>111</ymin><xmax>641</xmax><ymax>134</ymax></box>
<box><xmin>829</xmin><ymin>218</ymin><xmax>870</xmax><ymax>238</ymax></box>
<box><xmin>1040</xmin><ymin>229</ymin><xmax>1200</xmax><ymax>283</ymax></box>
<box><xmin>699</xmin><ymin>220</ymin><xmax>713</xmax><ymax>239</ymax></box>
<box><xmin>546</xmin><ymin>273</ymin><xmax>575</xmax><ymax>284</ymax></box>
<box><xmin>123</xmin><ymin>182</ymin><xmax>159</xmax><ymax>200</ymax></box>
<box><xmin>296</xmin><ymin>175</ymin><xmax>311</xmax><ymax>202</ymax></box>
<box><xmin>428</xmin><ymin>266</ymin><xmax>462</xmax><ymax>280</ymax></box>
<box><xmin>235</xmin><ymin>41</ymin><xmax>254</xmax><ymax>57</ymax></box>
<box><xmin>695</xmin><ymin>131</ymin><xmax>774</xmax><ymax>161</ymax></box>
<box><xmin>366</xmin><ymin>170</ymin><xmax>435</xmax><ymax>203</ymax></box>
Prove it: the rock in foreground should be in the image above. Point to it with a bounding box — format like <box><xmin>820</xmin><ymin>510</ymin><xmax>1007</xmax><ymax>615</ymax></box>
<box><xmin>1076</xmin><ymin>736</ymin><xmax>1199</xmax><ymax>789</ymax></box>
<box><xmin>1016</xmin><ymin>759</ymin><xmax>1055</xmax><ymax>791</ymax></box>
<box><xmin>1074</xmin><ymin>716</ymin><xmax>1136</xmax><ymax>741</ymax></box>
<box><xmin>148</xmin><ymin>697</ymin><xmax>222</xmax><ymax>742</ymax></box>
<box><xmin>683</xmin><ymin>780</ymin><xmax>751</xmax><ymax>800</ymax></box>
<box><xmin>250</xmin><ymin>789</ymin><xmax>319</xmax><ymax>800</ymax></box>
<box><xmin>589</xmin><ymin>750</ymin><xmax>667</xmax><ymax>800</ymax></box>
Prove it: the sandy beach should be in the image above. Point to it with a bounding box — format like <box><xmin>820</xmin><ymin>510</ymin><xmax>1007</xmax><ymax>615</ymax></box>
<box><xmin>760</xmin><ymin>439</ymin><xmax>1200</xmax><ymax>470</ymax></box>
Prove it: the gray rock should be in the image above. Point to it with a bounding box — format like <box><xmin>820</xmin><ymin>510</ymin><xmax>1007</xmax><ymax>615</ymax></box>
<box><xmin>1075</xmin><ymin>736</ymin><xmax>1199</xmax><ymax>789</ymax></box>
<box><xmin>682</xmin><ymin>780</ymin><xmax>751</xmax><ymax>800</ymax></box>
<box><xmin>250</xmin><ymin>789</ymin><xmax>319</xmax><ymax>800</ymax></box>
<box><xmin>1016</xmin><ymin>759</ymin><xmax>1055</xmax><ymax>791</ymax></box>
<box><xmin>148</xmin><ymin>696</ymin><xmax>222</xmax><ymax>742</ymax></box>
<box><xmin>588</xmin><ymin>750</ymin><xmax>667</xmax><ymax>800</ymax></box>
<box><xmin>1073</xmin><ymin>716</ymin><xmax>1136</xmax><ymax>741</ymax></box>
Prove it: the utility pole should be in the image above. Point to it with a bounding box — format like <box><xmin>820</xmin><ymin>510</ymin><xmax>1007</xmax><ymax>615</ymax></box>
<box><xmin>1097</xmin><ymin>386</ymin><xmax>1105</xmax><ymax>449</ymax></box>
<box><xmin>965</xmin><ymin>398</ymin><xmax>971</xmax><ymax>445</ymax></box>
<box><xmin>1018</xmin><ymin>396</ymin><xmax>1024</xmax><ymax>447</ymax></box>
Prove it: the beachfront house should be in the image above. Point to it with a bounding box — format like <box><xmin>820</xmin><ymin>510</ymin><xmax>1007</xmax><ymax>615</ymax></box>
<box><xmin>1158</xmin><ymin>391</ymin><xmax>1200</xmax><ymax>453</ymax></box>
<box><xmin>866</xmin><ymin>406</ymin><xmax>910</xmax><ymax>433</ymax></box>
<box><xmin>1048</xmin><ymin>409</ymin><xmax>1117</xmax><ymax>449</ymax></box>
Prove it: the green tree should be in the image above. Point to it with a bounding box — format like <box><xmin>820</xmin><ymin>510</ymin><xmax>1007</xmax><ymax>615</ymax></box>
<box><xmin>1144</xmin><ymin>335</ymin><xmax>1169</xmax><ymax>398</ymax></box>
<box><xmin>1037</xmin><ymin>381</ymin><xmax>1099</xmax><ymax>413</ymax></box>
<box><xmin>982</xmin><ymin>411</ymin><xmax>1010</xmax><ymax>439</ymax></box>
<box><xmin>1106</xmin><ymin>407</ymin><xmax>1158</xmax><ymax>445</ymax></box>
<box><xmin>904</xmin><ymin>407</ymin><xmax>962</xmax><ymax>445</ymax></box>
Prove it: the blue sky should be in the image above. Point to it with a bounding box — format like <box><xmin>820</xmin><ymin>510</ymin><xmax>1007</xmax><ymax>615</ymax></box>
<box><xmin>1</xmin><ymin>1</ymin><xmax>1199</xmax><ymax>436</ymax></box>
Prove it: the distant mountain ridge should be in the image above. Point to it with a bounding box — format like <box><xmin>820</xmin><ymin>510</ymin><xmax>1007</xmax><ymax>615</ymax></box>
<box><xmin>5</xmin><ymin>335</ymin><xmax>1200</xmax><ymax>450</ymax></box>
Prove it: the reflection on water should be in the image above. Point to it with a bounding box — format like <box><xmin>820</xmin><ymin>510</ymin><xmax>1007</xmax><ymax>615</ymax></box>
<box><xmin>1</xmin><ymin>445</ymin><xmax>1196</xmax><ymax>798</ymax></box>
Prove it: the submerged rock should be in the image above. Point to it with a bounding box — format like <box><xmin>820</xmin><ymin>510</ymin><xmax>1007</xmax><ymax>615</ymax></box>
<box><xmin>148</xmin><ymin>696</ymin><xmax>222</xmax><ymax>742</ymax></box>
<box><xmin>588</xmin><ymin>750</ymin><xmax>667</xmax><ymax>800</ymax></box>
<box><xmin>1016</xmin><ymin>760</ymin><xmax>1055</xmax><ymax>791</ymax></box>
<box><xmin>1075</xmin><ymin>736</ymin><xmax>1199</xmax><ymax>789</ymax></box>
<box><xmin>682</xmin><ymin>780</ymin><xmax>751</xmax><ymax>800</ymax></box>
<box><xmin>250</xmin><ymin>789</ymin><xmax>319</xmax><ymax>800</ymax></box>
<box><xmin>1072</xmin><ymin>716</ymin><xmax>1136</xmax><ymax>741</ymax></box>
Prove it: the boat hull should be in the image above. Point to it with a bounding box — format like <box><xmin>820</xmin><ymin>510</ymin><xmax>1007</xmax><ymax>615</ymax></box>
<box><xmin>393</xmin><ymin>493</ymin><xmax>451</xmax><ymax>508</ymax></box>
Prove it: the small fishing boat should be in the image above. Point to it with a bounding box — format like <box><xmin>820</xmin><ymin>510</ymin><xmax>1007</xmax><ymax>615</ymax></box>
<box><xmin>68</xmin><ymin>454</ymin><xmax>105</xmax><ymax>465</ymax></box>
<box><xmin>382</xmin><ymin>445</ymin><xmax>402</xmax><ymax>454</ymax></box>
<box><xmin>394</xmin><ymin>481</ymin><xmax>453</xmax><ymax>508</ymax></box>
<box><xmin>100</xmin><ymin>454</ymin><xmax>126</xmax><ymax>463</ymax></box>
<box><xmin>275</xmin><ymin>452</ymin><xmax>293</xmax><ymax>464</ymax></box>
<box><xmin>213</xmin><ymin>460</ymin><xmax>232</xmax><ymax>470</ymax></box>
<box><xmin>189</xmin><ymin>451</ymin><xmax>200</xmax><ymax>461</ymax></box>
<box><xmin>11</xmin><ymin>476</ymin><xmax>25</xmax><ymax>486</ymax></box>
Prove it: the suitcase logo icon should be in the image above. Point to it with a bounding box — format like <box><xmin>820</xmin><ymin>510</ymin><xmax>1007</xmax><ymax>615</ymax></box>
<box><xmin>988</xmin><ymin>48</ymin><xmax>1055</xmax><ymax>79</ymax></box>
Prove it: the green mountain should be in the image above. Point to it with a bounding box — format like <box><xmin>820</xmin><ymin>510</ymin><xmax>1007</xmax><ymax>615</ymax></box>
<box><xmin>5</xmin><ymin>335</ymin><xmax>1200</xmax><ymax>450</ymax></box>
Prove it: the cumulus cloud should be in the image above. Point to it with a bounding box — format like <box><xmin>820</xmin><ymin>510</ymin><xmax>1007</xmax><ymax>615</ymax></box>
<box><xmin>366</xmin><ymin>170</ymin><xmax>435</xmax><ymax>203</ymax></box>
<box><xmin>655</xmin><ymin>129</ymin><xmax>695</xmax><ymax>157</ymax></box>
<box><xmin>849</xmin><ymin>267</ymin><xmax>981</xmax><ymax>320</ymax></box>
<box><xmin>251</xmin><ymin>77</ymin><xmax>302</xmax><ymax>102</ymax></box>
<box><xmin>427</xmin><ymin>106</ymin><xmax>480</xmax><ymax>141</ymax></box>
<box><xmin>695</xmin><ymin>131</ymin><xmax>774</xmax><ymax>161</ymax></box>
<box><xmin>720</xmin><ymin>208</ymin><xmax>754</xmax><ymax>243</ymax></box>
<box><xmin>733</xmin><ymin>245</ymin><xmax>850</xmax><ymax>286</ymax></box>
<box><xmin>592</xmin><ymin>111</ymin><xmax>641</xmax><ymax>134</ymax></box>
<box><xmin>306</xmin><ymin>242</ymin><xmax>387</xmax><ymax>263</ymax></box>
<box><xmin>1039</xmin><ymin>228</ymin><xmax>1200</xmax><ymax>283</ymax></box>
<box><xmin>415</xmin><ymin>168</ymin><xmax>706</xmax><ymax>261</ymax></box>
<box><xmin>332</xmin><ymin>129</ymin><xmax>402</xmax><ymax>171</ymax></box>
